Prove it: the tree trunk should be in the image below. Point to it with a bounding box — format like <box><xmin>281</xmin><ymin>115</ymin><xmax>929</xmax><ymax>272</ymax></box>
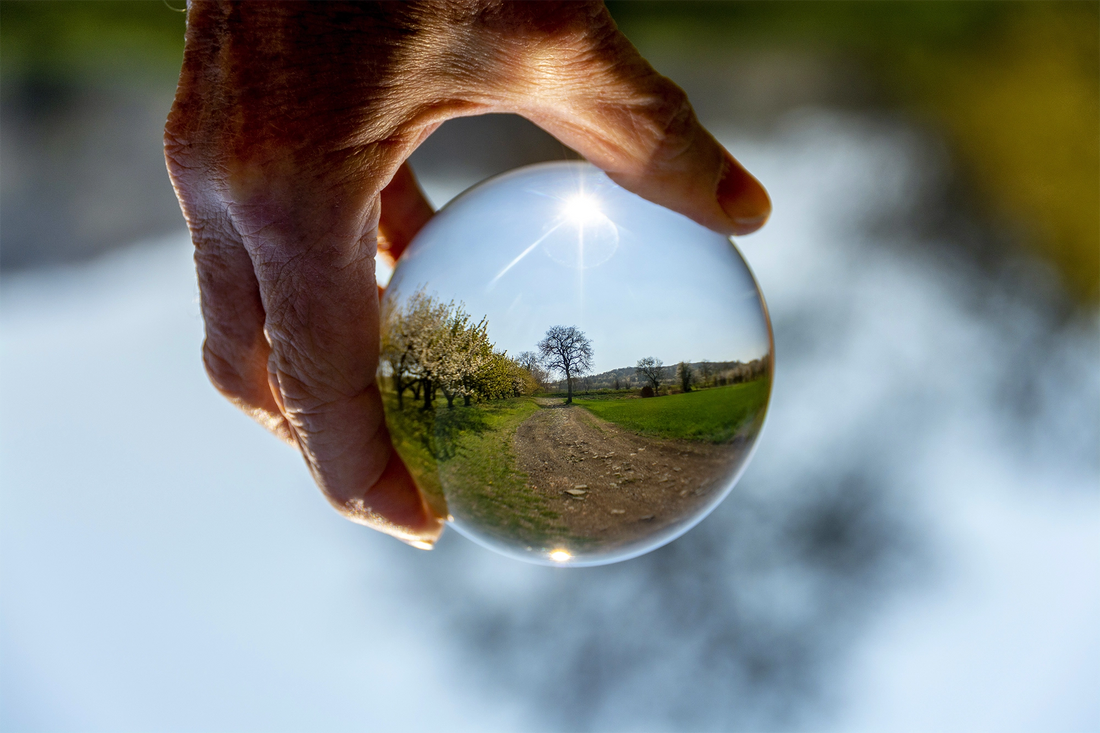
<box><xmin>394</xmin><ymin>373</ymin><xmax>404</xmax><ymax>409</ymax></box>
<box><xmin>422</xmin><ymin>378</ymin><xmax>433</xmax><ymax>411</ymax></box>
<box><xmin>565</xmin><ymin>365</ymin><xmax>573</xmax><ymax>404</ymax></box>
<box><xmin>444</xmin><ymin>388</ymin><xmax>455</xmax><ymax>409</ymax></box>
<box><xmin>463</xmin><ymin>394</ymin><xmax>472</xmax><ymax>407</ymax></box>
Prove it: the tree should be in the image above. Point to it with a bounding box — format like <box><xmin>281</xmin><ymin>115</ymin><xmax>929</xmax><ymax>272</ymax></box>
<box><xmin>403</xmin><ymin>292</ymin><xmax>463</xmax><ymax>410</ymax></box>
<box><xmin>508</xmin><ymin>356</ymin><xmax>541</xmax><ymax>397</ymax></box>
<box><xmin>382</xmin><ymin>291</ymin><xmax>569</xmax><ymax>412</ymax></box>
<box><xmin>436</xmin><ymin>309</ymin><xmax>491</xmax><ymax>409</ymax></box>
<box><xmin>381</xmin><ymin>289</ymin><xmax>494</xmax><ymax>411</ymax></box>
<box><xmin>466</xmin><ymin>351</ymin><xmax>517</xmax><ymax>402</ymax></box>
<box><xmin>635</xmin><ymin>356</ymin><xmax>664</xmax><ymax>396</ymax></box>
<box><xmin>516</xmin><ymin>350</ymin><xmax>549</xmax><ymax>391</ymax></box>
<box><xmin>379</xmin><ymin>298</ymin><xmax>412</xmax><ymax>409</ymax></box>
<box><xmin>677</xmin><ymin>361</ymin><xmax>694</xmax><ymax>393</ymax></box>
<box><xmin>380</xmin><ymin>288</ymin><xmax>450</xmax><ymax>410</ymax></box>
<box><xmin>537</xmin><ymin>325</ymin><xmax>593</xmax><ymax>404</ymax></box>
<box><xmin>699</xmin><ymin>360</ymin><xmax>713</xmax><ymax>388</ymax></box>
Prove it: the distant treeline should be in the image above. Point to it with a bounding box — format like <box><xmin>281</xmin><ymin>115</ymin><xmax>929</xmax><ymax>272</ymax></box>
<box><xmin>548</xmin><ymin>358</ymin><xmax>769</xmax><ymax>394</ymax></box>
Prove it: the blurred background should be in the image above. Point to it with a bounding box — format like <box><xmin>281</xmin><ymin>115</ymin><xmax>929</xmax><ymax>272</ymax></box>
<box><xmin>2</xmin><ymin>2</ymin><xmax>1097</xmax><ymax>731</ymax></box>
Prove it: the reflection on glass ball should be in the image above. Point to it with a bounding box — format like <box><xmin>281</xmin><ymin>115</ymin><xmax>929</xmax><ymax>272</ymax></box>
<box><xmin>380</xmin><ymin>162</ymin><xmax>773</xmax><ymax>566</ymax></box>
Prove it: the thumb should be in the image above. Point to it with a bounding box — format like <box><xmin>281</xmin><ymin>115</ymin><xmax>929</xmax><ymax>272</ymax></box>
<box><xmin>505</xmin><ymin>8</ymin><xmax>770</xmax><ymax>236</ymax></box>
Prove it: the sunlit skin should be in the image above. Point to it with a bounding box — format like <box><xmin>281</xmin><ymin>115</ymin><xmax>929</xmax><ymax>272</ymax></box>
<box><xmin>165</xmin><ymin>0</ymin><xmax>771</xmax><ymax>548</ymax></box>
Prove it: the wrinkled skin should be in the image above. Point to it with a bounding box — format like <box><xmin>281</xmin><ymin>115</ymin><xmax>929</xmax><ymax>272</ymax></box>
<box><xmin>164</xmin><ymin>0</ymin><xmax>771</xmax><ymax>548</ymax></box>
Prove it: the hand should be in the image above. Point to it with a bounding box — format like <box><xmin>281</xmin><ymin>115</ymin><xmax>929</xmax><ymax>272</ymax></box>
<box><xmin>164</xmin><ymin>0</ymin><xmax>771</xmax><ymax>548</ymax></box>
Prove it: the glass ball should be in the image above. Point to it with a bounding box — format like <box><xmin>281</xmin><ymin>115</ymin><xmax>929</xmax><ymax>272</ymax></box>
<box><xmin>380</xmin><ymin>161</ymin><xmax>773</xmax><ymax>566</ymax></box>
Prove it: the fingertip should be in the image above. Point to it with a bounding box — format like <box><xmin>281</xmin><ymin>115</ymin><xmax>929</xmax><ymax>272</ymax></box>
<box><xmin>336</xmin><ymin>447</ymin><xmax>447</xmax><ymax>548</ymax></box>
<box><xmin>717</xmin><ymin>153</ymin><xmax>771</xmax><ymax>236</ymax></box>
<box><xmin>381</xmin><ymin>450</ymin><xmax>448</xmax><ymax>547</ymax></box>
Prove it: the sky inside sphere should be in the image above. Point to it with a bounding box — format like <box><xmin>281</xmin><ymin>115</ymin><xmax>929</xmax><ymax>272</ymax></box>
<box><xmin>387</xmin><ymin>162</ymin><xmax>772</xmax><ymax>373</ymax></box>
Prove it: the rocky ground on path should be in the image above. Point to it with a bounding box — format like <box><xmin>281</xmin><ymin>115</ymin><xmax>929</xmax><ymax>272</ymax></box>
<box><xmin>512</xmin><ymin>399</ymin><xmax>745</xmax><ymax>549</ymax></box>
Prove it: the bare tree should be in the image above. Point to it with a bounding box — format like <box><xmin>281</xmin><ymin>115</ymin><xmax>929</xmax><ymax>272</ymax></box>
<box><xmin>635</xmin><ymin>356</ymin><xmax>664</xmax><ymax>396</ymax></box>
<box><xmin>677</xmin><ymin>361</ymin><xmax>694</xmax><ymax>393</ymax></box>
<box><xmin>537</xmin><ymin>325</ymin><xmax>593</xmax><ymax>404</ymax></box>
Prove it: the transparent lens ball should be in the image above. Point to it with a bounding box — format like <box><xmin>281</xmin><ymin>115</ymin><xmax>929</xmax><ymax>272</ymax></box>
<box><xmin>381</xmin><ymin>162</ymin><xmax>773</xmax><ymax>566</ymax></box>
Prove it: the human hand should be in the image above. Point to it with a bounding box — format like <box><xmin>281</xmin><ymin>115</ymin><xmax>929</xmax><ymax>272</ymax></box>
<box><xmin>164</xmin><ymin>0</ymin><xmax>771</xmax><ymax>548</ymax></box>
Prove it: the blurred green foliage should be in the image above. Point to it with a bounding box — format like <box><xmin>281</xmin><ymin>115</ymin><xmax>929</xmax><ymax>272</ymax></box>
<box><xmin>607</xmin><ymin>1</ymin><xmax>1011</xmax><ymax>53</ymax></box>
<box><xmin>608</xmin><ymin>1</ymin><xmax>1099</xmax><ymax>302</ymax></box>
<box><xmin>0</xmin><ymin>0</ymin><xmax>185</xmax><ymax>85</ymax></box>
<box><xmin>898</xmin><ymin>5</ymin><xmax>1099</xmax><ymax>302</ymax></box>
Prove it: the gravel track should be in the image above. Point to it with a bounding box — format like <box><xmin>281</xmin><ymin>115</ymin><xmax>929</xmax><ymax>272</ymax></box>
<box><xmin>512</xmin><ymin>398</ymin><xmax>741</xmax><ymax>546</ymax></box>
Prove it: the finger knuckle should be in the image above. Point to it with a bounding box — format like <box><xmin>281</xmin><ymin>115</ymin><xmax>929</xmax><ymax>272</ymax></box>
<box><xmin>164</xmin><ymin>131</ymin><xmax>199</xmax><ymax>184</ymax></box>
<box><xmin>631</xmin><ymin>83</ymin><xmax>698</xmax><ymax>167</ymax></box>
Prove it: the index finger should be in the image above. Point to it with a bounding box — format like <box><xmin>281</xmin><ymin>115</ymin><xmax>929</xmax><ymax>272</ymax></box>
<box><xmin>234</xmin><ymin>170</ymin><xmax>445</xmax><ymax>547</ymax></box>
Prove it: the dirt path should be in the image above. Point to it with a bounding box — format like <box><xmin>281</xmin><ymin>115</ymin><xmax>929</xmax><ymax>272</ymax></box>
<box><xmin>513</xmin><ymin>399</ymin><xmax>742</xmax><ymax>548</ymax></box>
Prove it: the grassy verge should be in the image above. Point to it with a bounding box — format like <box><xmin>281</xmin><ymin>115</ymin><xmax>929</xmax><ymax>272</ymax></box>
<box><xmin>383</xmin><ymin>395</ymin><xmax>559</xmax><ymax>543</ymax></box>
<box><xmin>573</xmin><ymin>379</ymin><xmax>771</xmax><ymax>443</ymax></box>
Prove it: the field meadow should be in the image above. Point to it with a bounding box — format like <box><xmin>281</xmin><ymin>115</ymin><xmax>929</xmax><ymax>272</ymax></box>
<box><xmin>573</xmin><ymin>379</ymin><xmax>771</xmax><ymax>443</ymax></box>
<box><xmin>382</xmin><ymin>376</ymin><xmax>770</xmax><ymax>544</ymax></box>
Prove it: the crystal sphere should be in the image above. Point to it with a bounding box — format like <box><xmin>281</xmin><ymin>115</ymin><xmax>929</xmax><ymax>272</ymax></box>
<box><xmin>380</xmin><ymin>161</ymin><xmax>773</xmax><ymax>566</ymax></box>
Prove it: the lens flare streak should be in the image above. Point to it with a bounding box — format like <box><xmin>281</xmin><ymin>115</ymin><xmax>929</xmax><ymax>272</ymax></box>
<box><xmin>488</xmin><ymin>221</ymin><xmax>565</xmax><ymax>288</ymax></box>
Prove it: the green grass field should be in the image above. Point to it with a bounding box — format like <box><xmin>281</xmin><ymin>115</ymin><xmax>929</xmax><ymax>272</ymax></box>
<box><xmin>383</xmin><ymin>395</ymin><xmax>562</xmax><ymax>544</ymax></box>
<box><xmin>573</xmin><ymin>379</ymin><xmax>771</xmax><ymax>443</ymax></box>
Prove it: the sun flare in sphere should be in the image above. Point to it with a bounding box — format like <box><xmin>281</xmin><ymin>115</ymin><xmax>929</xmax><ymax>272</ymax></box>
<box><xmin>562</xmin><ymin>194</ymin><xmax>603</xmax><ymax>225</ymax></box>
<box><xmin>549</xmin><ymin>549</ymin><xmax>572</xmax><ymax>563</ymax></box>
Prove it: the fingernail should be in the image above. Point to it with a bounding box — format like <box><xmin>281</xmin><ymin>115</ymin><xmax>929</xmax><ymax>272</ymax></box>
<box><xmin>717</xmin><ymin>153</ymin><xmax>771</xmax><ymax>235</ymax></box>
<box><xmin>404</xmin><ymin>538</ymin><xmax>436</xmax><ymax>551</ymax></box>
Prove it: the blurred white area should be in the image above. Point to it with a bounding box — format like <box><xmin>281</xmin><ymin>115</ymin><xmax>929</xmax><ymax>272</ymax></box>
<box><xmin>2</xmin><ymin>113</ymin><xmax>1097</xmax><ymax>732</ymax></box>
<box><xmin>0</xmin><ymin>242</ymin><xmax>524</xmax><ymax>732</ymax></box>
<box><xmin>729</xmin><ymin>114</ymin><xmax>1100</xmax><ymax>732</ymax></box>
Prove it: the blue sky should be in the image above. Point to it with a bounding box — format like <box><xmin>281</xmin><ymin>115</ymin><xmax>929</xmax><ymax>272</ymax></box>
<box><xmin>387</xmin><ymin>163</ymin><xmax>772</xmax><ymax>373</ymax></box>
